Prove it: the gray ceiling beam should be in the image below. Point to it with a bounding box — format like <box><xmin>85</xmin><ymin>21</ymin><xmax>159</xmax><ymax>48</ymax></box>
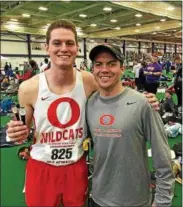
<box><xmin>57</xmin><ymin>3</ymin><xmax>100</xmax><ymax>18</ymax></box>
<box><xmin>111</xmin><ymin>1</ymin><xmax>181</xmax><ymax>20</ymax></box>
<box><xmin>78</xmin><ymin>10</ymin><xmax>135</xmax><ymax>28</ymax></box>
<box><xmin>30</xmin><ymin>3</ymin><xmax>100</xmax><ymax>26</ymax></box>
<box><xmin>7</xmin><ymin>30</ymin><xmax>27</xmax><ymax>41</ymax></box>
<box><xmin>83</xmin><ymin>16</ymin><xmax>161</xmax><ymax>34</ymax></box>
<box><xmin>2</xmin><ymin>8</ymin><xmax>57</xmax><ymax>19</ymax></box>
<box><xmin>2</xmin><ymin>2</ymin><xmax>30</xmax><ymax>15</ymax></box>
<box><xmin>32</xmin><ymin>2</ymin><xmax>54</xmax><ymax>18</ymax></box>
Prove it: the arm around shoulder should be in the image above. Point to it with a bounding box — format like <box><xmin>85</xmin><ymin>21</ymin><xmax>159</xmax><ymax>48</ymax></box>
<box><xmin>81</xmin><ymin>70</ymin><xmax>98</xmax><ymax>98</ymax></box>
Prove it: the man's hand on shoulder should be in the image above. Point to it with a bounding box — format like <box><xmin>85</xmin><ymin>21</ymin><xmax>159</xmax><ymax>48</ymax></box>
<box><xmin>143</xmin><ymin>92</ymin><xmax>160</xmax><ymax>111</ymax></box>
<box><xmin>82</xmin><ymin>70</ymin><xmax>98</xmax><ymax>98</ymax></box>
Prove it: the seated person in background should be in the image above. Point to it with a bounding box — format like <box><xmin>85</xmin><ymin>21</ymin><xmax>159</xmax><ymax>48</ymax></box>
<box><xmin>160</xmin><ymin>74</ymin><xmax>171</xmax><ymax>82</ymax></box>
<box><xmin>1</xmin><ymin>76</ymin><xmax>9</xmax><ymax>88</ymax></box>
<box><xmin>160</xmin><ymin>90</ymin><xmax>176</xmax><ymax>121</ymax></box>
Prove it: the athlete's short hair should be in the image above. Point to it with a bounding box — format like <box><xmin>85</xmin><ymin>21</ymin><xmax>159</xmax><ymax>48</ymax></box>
<box><xmin>46</xmin><ymin>19</ymin><xmax>78</xmax><ymax>45</ymax></box>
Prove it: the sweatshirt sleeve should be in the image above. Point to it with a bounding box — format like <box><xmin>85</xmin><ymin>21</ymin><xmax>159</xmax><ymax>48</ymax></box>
<box><xmin>142</xmin><ymin>102</ymin><xmax>175</xmax><ymax>207</ymax></box>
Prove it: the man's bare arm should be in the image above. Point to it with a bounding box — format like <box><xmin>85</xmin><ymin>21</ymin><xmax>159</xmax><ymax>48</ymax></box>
<box><xmin>7</xmin><ymin>77</ymin><xmax>38</xmax><ymax>141</ymax></box>
<box><xmin>18</xmin><ymin>80</ymin><xmax>35</xmax><ymax>129</ymax></box>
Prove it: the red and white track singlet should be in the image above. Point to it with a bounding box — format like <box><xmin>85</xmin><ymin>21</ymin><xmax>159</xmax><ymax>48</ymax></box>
<box><xmin>31</xmin><ymin>70</ymin><xmax>87</xmax><ymax>166</ymax></box>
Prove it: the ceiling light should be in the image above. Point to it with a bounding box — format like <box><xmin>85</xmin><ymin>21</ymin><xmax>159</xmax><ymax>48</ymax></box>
<box><xmin>136</xmin><ymin>23</ymin><xmax>141</xmax><ymax>26</ymax></box>
<box><xmin>135</xmin><ymin>29</ymin><xmax>140</xmax><ymax>33</ymax></box>
<box><xmin>167</xmin><ymin>6</ymin><xmax>175</xmax><ymax>11</ymax></box>
<box><xmin>114</xmin><ymin>27</ymin><xmax>120</xmax><ymax>30</ymax></box>
<box><xmin>39</xmin><ymin>7</ymin><xmax>48</xmax><ymax>11</ymax></box>
<box><xmin>103</xmin><ymin>7</ymin><xmax>112</xmax><ymax>11</ymax></box>
<box><xmin>7</xmin><ymin>23</ymin><xmax>18</xmax><ymax>30</ymax></box>
<box><xmin>110</xmin><ymin>19</ymin><xmax>117</xmax><ymax>23</ymax></box>
<box><xmin>10</xmin><ymin>18</ymin><xmax>18</xmax><ymax>22</ymax></box>
<box><xmin>22</xmin><ymin>14</ymin><xmax>30</xmax><ymax>18</ymax></box>
<box><xmin>152</xmin><ymin>32</ymin><xmax>157</xmax><ymax>35</ymax></box>
<box><xmin>90</xmin><ymin>23</ymin><xmax>97</xmax><ymax>27</ymax></box>
<box><xmin>160</xmin><ymin>19</ymin><xmax>166</xmax><ymax>22</ymax></box>
<box><xmin>79</xmin><ymin>14</ymin><xmax>87</xmax><ymax>18</ymax></box>
<box><xmin>135</xmin><ymin>13</ymin><xmax>142</xmax><ymax>17</ymax></box>
<box><xmin>173</xmin><ymin>30</ymin><xmax>176</xmax><ymax>32</ymax></box>
<box><xmin>90</xmin><ymin>39</ymin><xmax>95</xmax><ymax>42</ymax></box>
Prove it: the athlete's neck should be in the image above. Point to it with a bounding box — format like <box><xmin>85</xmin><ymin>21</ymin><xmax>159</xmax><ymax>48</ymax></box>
<box><xmin>48</xmin><ymin>66</ymin><xmax>75</xmax><ymax>86</ymax></box>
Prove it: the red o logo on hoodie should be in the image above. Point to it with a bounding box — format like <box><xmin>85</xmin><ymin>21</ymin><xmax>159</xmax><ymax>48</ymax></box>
<box><xmin>100</xmin><ymin>114</ymin><xmax>115</xmax><ymax>126</ymax></box>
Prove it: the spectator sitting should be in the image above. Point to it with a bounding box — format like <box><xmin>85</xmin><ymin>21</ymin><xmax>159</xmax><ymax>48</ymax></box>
<box><xmin>1</xmin><ymin>76</ymin><xmax>9</xmax><ymax>88</ymax></box>
<box><xmin>160</xmin><ymin>90</ymin><xmax>177</xmax><ymax>123</ymax></box>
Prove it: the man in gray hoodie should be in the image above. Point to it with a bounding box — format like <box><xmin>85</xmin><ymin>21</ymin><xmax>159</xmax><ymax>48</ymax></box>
<box><xmin>86</xmin><ymin>43</ymin><xmax>174</xmax><ymax>207</ymax></box>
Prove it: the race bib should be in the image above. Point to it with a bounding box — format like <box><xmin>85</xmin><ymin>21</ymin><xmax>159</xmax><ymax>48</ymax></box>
<box><xmin>31</xmin><ymin>141</ymin><xmax>84</xmax><ymax>166</ymax></box>
<box><xmin>44</xmin><ymin>144</ymin><xmax>81</xmax><ymax>166</ymax></box>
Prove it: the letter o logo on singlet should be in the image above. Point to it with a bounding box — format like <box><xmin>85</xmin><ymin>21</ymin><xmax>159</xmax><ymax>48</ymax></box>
<box><xmin>47</xmin><ymin>97</ymin><xmax>80</xmax><ymax>128</ymax></box>
<box><xmin>100</xmin><ymin>114</ymin><xmax>115</xmax><ymax>126</ymax></box>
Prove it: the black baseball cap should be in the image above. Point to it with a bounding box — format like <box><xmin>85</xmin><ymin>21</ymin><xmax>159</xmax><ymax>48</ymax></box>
<box><xmin>89</xmin><ymin>43</ymin><xmax>124</xmax><ymax>63</ymax></box>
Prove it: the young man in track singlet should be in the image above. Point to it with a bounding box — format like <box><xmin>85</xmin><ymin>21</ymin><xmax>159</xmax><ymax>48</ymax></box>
<box><xmin>87</xmin><ymin>44</ymin><xmax>174</xmax><ymax>207</ymax></box>
<box><xmin>6</xmin><ymin>19</ymin><xmax>159</xmax><ymax>207</ymax></box>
